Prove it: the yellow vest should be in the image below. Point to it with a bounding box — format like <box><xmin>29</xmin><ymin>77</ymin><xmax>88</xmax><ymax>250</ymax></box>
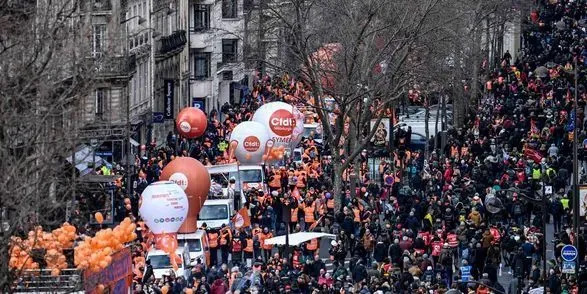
<box><xmin>532</xmin><ymin>168</ymin><xmax>541</xmax><ymax>180</ymax></box>
<box><xmin>561</xmin><ymin>198</ymin><xmax>569</xmax><ymax>210</ymax></box>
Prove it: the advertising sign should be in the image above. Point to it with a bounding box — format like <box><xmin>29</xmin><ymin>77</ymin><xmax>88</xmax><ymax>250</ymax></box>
<box><xmin>580</xmin><ymin>185</ymin><xmax>587</xmax><ymax>217</ymax></box>
<box><xmin>164</xmin><ymin>79</ymin><xmax>174</xmax><ymax>119</ymax></box>
<box><xmin>370</xmin><ymin>118</ymin><xmax>391</xmax><ymax>149</ymax></box>
<box><xmin>84</xmin><ymin>248</ymin><xmax>132</xmax><ymax>293</ymax></box>
<box><xmin>139</xmin><ymin>181</ymin><xmax>189</xmax><ymax>234</ymax></box>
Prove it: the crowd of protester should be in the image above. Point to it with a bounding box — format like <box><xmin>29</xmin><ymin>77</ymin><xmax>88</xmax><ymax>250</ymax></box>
<box><xmin>77</xmin><ymin>0</ymin><xmax>587</xmax><ymax>293</ymax></box>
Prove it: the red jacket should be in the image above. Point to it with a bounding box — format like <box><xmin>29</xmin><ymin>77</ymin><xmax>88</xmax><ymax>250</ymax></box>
<box><xmin>211</xmin><ymin>279</ymin><xmax>228</xmax><ymax>294</ymax></box>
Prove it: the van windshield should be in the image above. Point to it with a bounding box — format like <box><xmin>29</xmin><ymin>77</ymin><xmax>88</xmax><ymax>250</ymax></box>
<box><xmin>185</xmin><ymin>240</ymin><xmax>202</xmax><ymax>252</ymax></box>
<box><xmin>149</xmin><ymin>254</ymin><xmax>182</xmax><ymax>269</ymax></box>
<box><xmin>198</xmin><ymin>204</ymin><xmax>229</xmax><ymax>221</ymax></box>
<box><xmin>229</xmin><ymin>169</ymin><xmax>262</xmax><ymax>183</ymax></box>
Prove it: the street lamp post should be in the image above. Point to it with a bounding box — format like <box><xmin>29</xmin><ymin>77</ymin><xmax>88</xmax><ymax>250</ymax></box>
<box><xmin>572</xmin><ymin>57</ymin><xmax>580</xmax><ymax>272</ymax></box>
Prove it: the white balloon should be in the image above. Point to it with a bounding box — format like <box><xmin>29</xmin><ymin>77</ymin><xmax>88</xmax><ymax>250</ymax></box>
<box><xmin>252</xmin><ymin>102</ymin><xmax>304</xmax><ymax>149</ymax></box>
<box><xmin>230</xmin><ymin>121</ymin><xmax>274</xmax><ymax>164</ymax></box>
<box><xmin>139</xmin><ymin>181</ymin><xmax>189</xmax><ymax>234</ymax></box>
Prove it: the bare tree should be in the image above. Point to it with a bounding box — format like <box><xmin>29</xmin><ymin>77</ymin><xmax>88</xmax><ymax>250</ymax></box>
<box><xmin>0</xmin><ymin>0</ymin><xmax>95</xmax><ymax>290</ymax></box>
<box><xmin>245</xmin><ymin>0</ymin><xmax>466</xmax><ymax>209</ymax></box>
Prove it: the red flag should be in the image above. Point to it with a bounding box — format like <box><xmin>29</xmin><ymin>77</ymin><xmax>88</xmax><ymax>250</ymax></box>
<box><xmin>530</xmin><ymin>119</ymin><xmax>539</xmax><ymax>135</ymax></box>
<box><xmin>232</xmin><ymin>207</ymin><xmax>251</xmax><ymax>229</ymax></box>
<box><xmin>524</xmin><ymin>148</ymin><xmax>543</xmax><ymax>164</ymax></box>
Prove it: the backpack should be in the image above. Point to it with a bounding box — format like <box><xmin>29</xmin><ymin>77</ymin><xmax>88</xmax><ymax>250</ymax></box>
<box><xmin>513</xmin><ymin>204</ymin><xmax>522</xmax><ymax>215</ymax></box>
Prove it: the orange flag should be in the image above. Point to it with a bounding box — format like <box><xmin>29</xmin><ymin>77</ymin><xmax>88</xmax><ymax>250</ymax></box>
<box><xmin>232</xmin><ymin>207</ymin><xmax>251</xmax><ymax>229</ymax></box>
<box><xmin>308</xmin><ymin>215</ymin><xmax>323</xmax><ymax>232</ymax></box>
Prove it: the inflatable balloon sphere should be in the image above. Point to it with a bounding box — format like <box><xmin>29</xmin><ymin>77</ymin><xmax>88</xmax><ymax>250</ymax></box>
<box><xmin>229</xmin><ymin>121</ymin><xmax>274</xmax><ymax>164</ymax></box>
<box><xmin>252</xmin><ymin>102</ymin><xmax>304</xmax><ymax>150</ymax></box>
<box><xmin>160</xmin><ymin>157</ymin><xmax>211</xmax><ymax>233</ymax></box>
<box><xmin>176</xmin><ymin>107</ymin><xmax>207</xmax><ymax>138</ymax></box>
<box><xmin>139</xmin><ymin>181</ymin><xmax>189</xmax><ymax>235</ymax></box>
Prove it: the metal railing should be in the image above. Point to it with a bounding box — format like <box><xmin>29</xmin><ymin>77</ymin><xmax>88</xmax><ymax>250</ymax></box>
<box><xmin>14</xmin><ymin>268</ymin><xmax>83</xmax><ymax>293</ymax></box>
<box><xmin>94</xmin><ymin>55</ymin><xmax>137</xmax><ymax>78</ymax></box>
<box><xmin>80</xmin><ymin>0</ymin><xmax>112</xmax><ymax>12</ymax></box>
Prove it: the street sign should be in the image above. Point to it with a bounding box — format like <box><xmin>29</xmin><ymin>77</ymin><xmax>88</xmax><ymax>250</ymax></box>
<box><xmin>545</xmin><ymin>185</ymin><xmax>553</xmax><ymax>195</ymax></box>
<box><xmin>460</xmin><ymin>265</ymin><xmax>472</xmax><ymax>282</ymax></box>
<box><xmin>561</xmin><ymin>245</ymin><xmax>578</xmax><ymax>262</ymax></box>
<box><xmin>562</xmin><ymin>260</ymin><xmax>576</xmax><ymax>274</ymax></box>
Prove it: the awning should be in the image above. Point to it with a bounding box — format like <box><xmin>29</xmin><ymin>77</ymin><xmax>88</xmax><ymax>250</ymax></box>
<box><xmin>264</xmin><ymin>232</ymin><xmax>336</xmax><ymax>246</ymax></box>
<box><xmin>129</xmin><ymin>138</ymin><xmax>140</xmax><ymax>147</ymax></box>
<box><xmin>66</xmin><ymin>145</ymin><xmax>111</xmax><ymax>176</ymax></box>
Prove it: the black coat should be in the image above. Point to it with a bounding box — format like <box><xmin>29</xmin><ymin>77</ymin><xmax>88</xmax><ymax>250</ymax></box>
<box><xmin>373</xmin><ymin>242</ymin><xmax>387</xmax><ymax>262</ymax></box>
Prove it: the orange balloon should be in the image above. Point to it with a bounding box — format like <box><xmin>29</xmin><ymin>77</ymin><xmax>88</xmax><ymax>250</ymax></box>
<box><xmin>94</xmin><ymin>212</ymin><xmax>104</xmax><ymax>224</ymax></box>
<box><xmin>159</xmin><ymin>157</ymin><xmax>210</xmax><ymax>233</ymax></box>
<box><xmin>156</xmin><ymin>234</ymin><xmax>178</xmax><ymax>252</ymax></box>
<box><xmin>176</xmin><ymin>107</ymin><xmax>207</xmax><ymax>138</ymax></box>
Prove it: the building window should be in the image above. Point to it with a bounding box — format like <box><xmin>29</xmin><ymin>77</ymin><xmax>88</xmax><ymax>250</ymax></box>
<box><xmin>92</xmin><ymin>24</ymin><xmax>106</xmax><ymax>57</ymax></box>
<box><xmin>193</xmin><ymin>51</ymin><xmax>211</xmax><ymax>80</ymax></box>
<box><xmin>222</xmin><ymin>39</ymin><xmax>238</xmax><ymax>64</ymax></box>
<box><xmin>95</xmin><ymin>88</ymin><xmax>106</xmax><ymax>117</ymax></box>
<box><xmin>222</xmin><ymin>0</ymin><xmax>237</xmax><ymax>18</ymax></box>
<box><xmin>194</xmin><ymin>4</ymin><xmax>211</xmax><ymax>31</ymax></box>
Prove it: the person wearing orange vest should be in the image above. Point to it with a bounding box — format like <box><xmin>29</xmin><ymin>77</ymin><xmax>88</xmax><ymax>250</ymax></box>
<box><xmin>219</xmin><ymin>224</ymin><xmax>232</xmax><ymax>265</ymax></box>
<box><xmin>305</xmin><ymin>238</ymin><xmax>319</xmax><ymax>261</ymax></box>
<box><xmin>303</xmin><ymin>199</ymin><xmax>316</xmax><ymax>230</ymax></box>
<box><xmin>268</xmin><ymin>169</ymin><xmax>281</xmax><ymax>192</ymax></box>
<box><xmin>243</xmin><ymin>232</ymin><xmax>254</xmax><ymax>265</ymax></box>
<box><xmin>231</xmin><ymin>231</ymin><xmax>243</xmax><ymax>267</ymax></box>
<box><xmin>260</xmin><ymin>227</ymin><xmax>273</xmax><ymax>261</ymax></box>
<box><xmin>207</xmin><ymin>229</ymin><xmax>220</xmax><ymax>266</ymax></box>
<box><xmin>325</xmin><ymin>192</ymin><xmax>334</xmax><ymax>214</ymax></box>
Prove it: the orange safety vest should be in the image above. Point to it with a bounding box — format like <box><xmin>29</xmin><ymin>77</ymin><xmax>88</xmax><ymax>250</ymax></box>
<box><xmin>296</xmin><ymin>174</ymin><xmax>306</xmax><ymax>188</ymax></box>
<box><xmin>252</xmin><ymin>228</ymin><xmax>262</xmax><ymax>238</ymax></box>
<box><xmin>231</xmin><ymin>239</ymin><xmax>242</xmax><ymax>252</ymax></box>
<box><xmin>327</xmin><ymin>199</ymin><xmax>334</xmax><ymax>209</ymax></box>
<box><xmin>269</xmin><ymin>174</ymin><xmax>281</xmax><ymax>188</ymax></box>
<box><xmin>208</xmin><ymin>232</ymin><xmax>219</xmax><ymax>248</ymax></box>
<box><xmin>260</xmin><ymin>233</ymin><xmax>273</xmax><ymax>250</ymax></box>
<box><xmin>304</xmin><ymin>206</ymin><xmax>315</xmax><ymax>223</ymax></box>
<box><xmin>353</xmin><ymin>208</ymin><xmax>360</xmax><ymax>222</ymax></box>
<box><xmin>220</xmin><ymin>230</ymin><xmax>230</xmax><ymax>246</ymax></box>
<box><xmin>306</xmin><ymin>238</ymin><xmax>318</xmax><ymax>251</ymax></box>
<box><xmin>291</xmin><ymin>207</ymin><xmax>299</xmax><ymax>222</ymax></box>
<box><xmin>244</xmin><ymin>238</ymin><xmax>253</xmax><ymax>253</ymax></box>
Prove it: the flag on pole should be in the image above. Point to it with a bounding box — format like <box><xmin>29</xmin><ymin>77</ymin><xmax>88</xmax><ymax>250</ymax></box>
<box><xmin>232</xmin><ymin>207</ymin><xmax>251</xmax><ymax>229</ymax></box>
<box><xmin>308</xmin><ymin>215</ymin><xmax>323</xmax><ymax>232</ymax></box>
<box><xmin>530</xmin><ymin>119</ymin><xmax>539</xmax><ymax>135</ymax></box>
<box><xmin>568</xmin><ymin>109</ymin><xmax>576</xmax><ymax>132</ymax></box>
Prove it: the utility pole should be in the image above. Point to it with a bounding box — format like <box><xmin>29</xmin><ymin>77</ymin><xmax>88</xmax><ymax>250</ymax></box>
<box><xmin>573</xmin><ymin>57</ymin><xmax>580</xmax><ymax>272</ymax></box>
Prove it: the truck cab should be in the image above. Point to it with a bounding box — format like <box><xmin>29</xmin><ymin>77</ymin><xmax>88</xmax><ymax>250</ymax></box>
<box><xmin>196</xmin><ymin>199</ymin><xmax>233</xmax><ymax>229</ymax></box>
<box><xmin>177</xmin><ymin>230</ymin><xmax>211</xmax><ymax>268</ymax></box>
<box><xmin>146</xmin><ymin>247</ymin><xmax>191</xmax><ymax>280</ymax></box>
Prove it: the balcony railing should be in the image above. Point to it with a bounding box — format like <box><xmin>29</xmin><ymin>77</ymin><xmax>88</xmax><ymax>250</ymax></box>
<box><xmin>156</xmin><ymin>30</ymin><xmax>187</xmax><ymax>57</ymax></box>
<box><xmin>80</xmin><ymin>0</ymin><xmax>112</xmax><ymax>12</ymax></box>
<box><xmin>94</xmin><ymin>55</ymin><xmax>136</xmax><ymax>78</ymax></box>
